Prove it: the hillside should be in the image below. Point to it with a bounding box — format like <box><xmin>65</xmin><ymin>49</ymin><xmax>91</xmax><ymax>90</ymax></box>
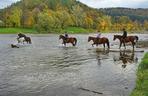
<box><xmin>99</xmin><ymin>8</ymin><xmax>148</xmax><ymax>22</ymax></box>
<box><xmin>0</xmin><ymin>0</ymin><xmax>148</xmax><ymax>33</ymax></box>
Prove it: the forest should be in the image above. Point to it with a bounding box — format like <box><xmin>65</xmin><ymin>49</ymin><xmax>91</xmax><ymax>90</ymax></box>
<box><xmin>0</xmin><ymin>0</ymin><xmax>148</xmax><ymax>33</ymax></box>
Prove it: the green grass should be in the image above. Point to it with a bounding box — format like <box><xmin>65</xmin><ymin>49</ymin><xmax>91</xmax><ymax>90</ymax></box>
<box><xmin>0</xmin><ymin>27</ymin><xmax>94</xmax><ymax>34</ymax></box>
<box><xmin>0</xmin><ymin>27</ymin><xmax>37</xmax><ymax>34</ymax></box>
<box><xmin>130</xmin><ymin>53</ymin><xmax>148</xmax><ymax>96</ymax></box>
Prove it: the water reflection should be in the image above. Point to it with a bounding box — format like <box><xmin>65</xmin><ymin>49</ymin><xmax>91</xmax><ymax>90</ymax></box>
<box><xmin>88</xmin><ymin>48</ymin><xmax>109</xmax><ymax>66</ymax></box>
<box><xmin>113</xmin><ymin>50</ymin><xmax>138</xmax><ymax>68</ymax></box>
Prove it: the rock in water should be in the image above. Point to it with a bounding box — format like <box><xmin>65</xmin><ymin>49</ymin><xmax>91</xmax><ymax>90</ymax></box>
<box><xmin>11</xmin><ymin>44</ymin><xmax>19</xmax><ymax>48</ymax></box>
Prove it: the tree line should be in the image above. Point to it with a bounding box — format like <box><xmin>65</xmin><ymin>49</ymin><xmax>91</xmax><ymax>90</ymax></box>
<box><xmin>0</xmin><ymin>0</ymin><xmax>148</xmax><ymax>33</ymax></box>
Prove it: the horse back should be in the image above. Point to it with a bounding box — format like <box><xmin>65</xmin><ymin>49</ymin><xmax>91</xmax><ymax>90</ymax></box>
<box><xmin>67</xmin><ymin>37</ymin><xmax>76</xmax><ymax>42</ymax></box>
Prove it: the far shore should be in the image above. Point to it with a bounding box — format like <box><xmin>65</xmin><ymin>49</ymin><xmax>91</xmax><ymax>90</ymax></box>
<box><xmin>0</xmin><ymin>27</ymin><xmax>148</xmax><ymax>34</ymax></box>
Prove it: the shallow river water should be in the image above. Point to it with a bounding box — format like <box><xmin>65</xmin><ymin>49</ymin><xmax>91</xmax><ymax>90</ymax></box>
<box><xmin>0</xmin><ymin>34</ymin><xmax>147</xmax><ymax>96</ymax></box>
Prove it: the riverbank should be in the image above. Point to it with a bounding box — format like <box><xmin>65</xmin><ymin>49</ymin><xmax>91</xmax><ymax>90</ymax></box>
<box><xmin>0</xmin><ymin>28</ymin><xmax>37</xmax><ymax>34</ymax></box>
<box><xmin>0</xmin><ymin>27</ymin><xmax>92</xmax><ymax>34</ymax></box>
<box><xmin>130</xmin><ymin>53</ymin><xmax>148</xmax><ymax>96</ymax></box>
<box><xmin>0</xmin><ymin>27</ymin><xmax>148</xmax><ymax>34</ymax></box>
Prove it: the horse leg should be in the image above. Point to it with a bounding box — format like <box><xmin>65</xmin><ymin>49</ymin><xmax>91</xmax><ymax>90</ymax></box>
<box><xmin>103</xmin><ymin>44</ymin><xmax>105</xmax><ymax>49</ymax></box>
<box><xmin>119</xmin><ymin>42</ymin><xmax>122</xmax><ymax>49</ymax></box>
<box><xmin>132</xmin><ymin>42</ymin><xmax>135</xmax><ymax>51</ymax></box>
<box><xmin>92</xmin><ymin>44</ymin><xmax>94</xmax><ymax>47</ymax></box>
<box><xmin>23</xmin><ymin>40</ymin><xmax>25</xmax><ymax>44</ymax></box>
<box><xmin>123</xmin><ymin>42</ymin><xmax>126</xmax><ymax>49</ymax></box>
<box><xmin>96</xmin><ymin>44</ymin><xmax>98</xmax><ymax>47</ymax></box>
<box><xmin>64</xmin><ymin>43</ymin><xmax>66</xmax><ymax>47</ymax></box>
<box><xmin>72</xmin><ymin>43</ymin><xmax>75</xmax><ymax>46</ymax></box>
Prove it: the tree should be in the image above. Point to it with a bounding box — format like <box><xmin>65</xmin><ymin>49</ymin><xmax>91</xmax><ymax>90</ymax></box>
<box><xmin>71</xmin><ymin>5</ymin><xmax>86</xmax><ymax>27</ymax></box>
<box><xmin>9</xmin><ymin>7</ymin><xmax>22</xmax><ymax>27</ymax></box>
<box><xmin>55</xmin><ymin>10</ymin><xmax>73</xmax><ymax>29</ymax></box>
<box><xmin>99</xmin><ymin>16</ymin><xmax>112</xmax><ymax>31</ymax></box>
<box><xmin>22</xmin><ymin>10</ymin><xmax>34</xmax><ymax>27</ymax></box>
<box><xmin>84</xmin><ymin>16</ymin><xmax>93</xmax><ymax>28</ymax></box>
<box><xmin>144</xmin><ymin>20</ymin><xmax>148</xmax><ymax>31</ymax></box>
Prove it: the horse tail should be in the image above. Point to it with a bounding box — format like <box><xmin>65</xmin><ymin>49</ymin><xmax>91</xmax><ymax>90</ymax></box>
<box><xmin>74</xmin><ymin>38</ymin><xmax>77</xmax><ymax>46</ymax></box>
<box><xmin>135</xmin><ymin>36</ymin><xmax>139</xmax><ymax>42</ymax></box>
<box><xmin>107</xmin><ymin>39</ymin><xmax>110</xmax><ymax>49</ymax></box>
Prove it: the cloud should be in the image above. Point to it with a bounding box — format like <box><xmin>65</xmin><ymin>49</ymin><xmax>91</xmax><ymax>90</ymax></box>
<box><xmin>0</xmin><ymin>0</ymin><xmax>148</xmax><ymax>9</ymax></box>
<box><xmin>79</xmin><ymin>0</ymin><xmax>148</xmax><ymax>8</ymax></box>
<box><xmin>0</xmin><ymin>0</ymin><xmax>20</xmax><ymax>9</ymax></box>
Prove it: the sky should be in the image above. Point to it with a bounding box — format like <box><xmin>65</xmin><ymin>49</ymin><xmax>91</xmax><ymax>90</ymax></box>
<box><xmin>78</xmin><ymin>0</ymin><xmax>148</xmax><ymax>8</ymax></box>
<box><xmin>0</xmin><ymin>0</ymin><xmax>148</xmax><ymax>9</ymax></box>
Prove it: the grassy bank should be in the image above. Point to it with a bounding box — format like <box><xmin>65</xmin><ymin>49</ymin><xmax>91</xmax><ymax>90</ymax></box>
<box><xmin>0</xmin><ymin>27</ymin><xmax>147</xmax><ymax>34</ymax></box>
<box><xmin>130</xmin><ymin>53</ymin><xmax>148</xmax><ymax>96</ymax></box>
<box><xmin>0</xmin><ymin>27</ymin><xmax>94</xmax><ymax>34</ymax></box>
<box><xmin>0</xmin><ymin>28</ymin><xmax>37</xmax><ymax>34</ymax></box>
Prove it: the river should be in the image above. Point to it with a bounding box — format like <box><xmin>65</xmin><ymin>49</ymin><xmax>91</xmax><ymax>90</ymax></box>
<box><xmin>0</xmin><ymin>33</ymin><xmax>147</xmax><ymax>96</ymax></box>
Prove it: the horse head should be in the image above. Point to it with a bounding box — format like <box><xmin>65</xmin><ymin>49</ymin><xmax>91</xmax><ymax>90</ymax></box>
<box><xmin>113</xmin><ymin>35</ymin><xmax>121</xmax><ymax>41</ymax></box>
<box><xmin>18</xmin><ymin>33</ymin><xmax>26</xmax><ymax>38</ymax></box>
<box><xmin>88</xmin><ymin>36</ymin><xmax>92</xmax><ymax>42</ymax></box>
<box><xmin>113</xmin><ymin>35</ymin><xmax>117</xmax><ymax>41</ymax></box>
<box><xmin>59</xmin><ymin>35</ymin><xmax>63</xmax><ymax>40</ymax></box>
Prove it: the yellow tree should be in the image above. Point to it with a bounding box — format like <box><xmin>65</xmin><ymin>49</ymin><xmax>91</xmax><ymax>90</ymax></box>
<box><xmin>23</xmin><ymin>11</ymin><xmax>34</xmax><ymax>27</ymax></box>
<box><xmin>84</xmin><ymin>16</ymin><xmax>93</xmax><ymax>28</ymax></box>
<box><xmin>144</xmin><ymin>20</ymin><xmax>148</xmax><ymax>31</ymax></box>
<box><xmin>55</xmin><ymin>10</ymin><xmax>73</xmax><ymax>29</ymax></box>
<box><xmin>99</xmin><ymin>16</ymin><xmax>112</xmax><ymax>31</ymax></box>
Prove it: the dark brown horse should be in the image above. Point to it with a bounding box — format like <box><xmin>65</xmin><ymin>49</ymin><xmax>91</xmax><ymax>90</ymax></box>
<box><xmin>113</xmin><ymin>35</ymin><xmax>138</xmax><ymax>50</ymax></box>
<box><xmin>88</xmin><ymin>36</ymin><xmax>110</xmax><ymax>49</ymax></box>
<box><xmin>24</xmin><ymin>36</ymin><xmax>32</xmax><ymax>44</ymax></box>
<box><xmin>59</xmin><ymin>35</ymin><xmax>77</xmax><ymax>46</ymax></box>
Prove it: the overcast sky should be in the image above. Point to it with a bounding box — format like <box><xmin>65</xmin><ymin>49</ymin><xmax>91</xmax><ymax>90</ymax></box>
<box><xmin>0</xmin><ymin>0</ymin><xmax>148</xmax><ymax>9</ymax></box>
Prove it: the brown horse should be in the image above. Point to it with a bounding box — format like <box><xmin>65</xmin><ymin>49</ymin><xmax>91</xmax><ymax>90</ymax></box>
<box><xmin>88</xmin><ymin>36</ymin><xmax>110</xmax><ymax>49</ymax></box>
<box><xmin>113</xmin><ymin>35</ymin><xmax>138</xmax><ymax>50</ymax></box>
<box><xmin>59</xmin><ymin>35</ymin><xmax>77</xmax><ymax>46</ymax></box>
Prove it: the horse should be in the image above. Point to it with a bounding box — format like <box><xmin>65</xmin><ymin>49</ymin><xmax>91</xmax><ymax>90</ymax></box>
<box><xmin>113</xmin><ymin>35</ymin><xmax>138</xmax><ymax>50</ymax></box>
<box><xmin>59</xmin><ymin>35</ymin><xmax>77</xmax><ymax>46</ymax></box>
<box><xmin>17</xmin><ymin>36</ymin><xmax>32</xmax><ymax>44</ymax></box>
<box><xmin>88</xmin><ymin>36</ymin><xmax>110</xmax><ymax>49</ymax></box>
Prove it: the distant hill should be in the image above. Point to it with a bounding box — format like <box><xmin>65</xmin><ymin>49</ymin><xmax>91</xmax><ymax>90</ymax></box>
<box><xmin>0</xmin><ymin>0</ymin><xmax>148</xmax><ymax>32</ymax></box>
<box><xmin>99</xmin><ymin>8</ymin><xmax>148</xmax><ymax>22</ymax></box>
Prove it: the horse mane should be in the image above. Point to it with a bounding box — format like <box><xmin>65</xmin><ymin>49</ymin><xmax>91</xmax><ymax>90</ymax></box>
<box><xmin>114</xmin><ymin>35</ymin><xmax>122</xmax><ymax>37</ymax></box>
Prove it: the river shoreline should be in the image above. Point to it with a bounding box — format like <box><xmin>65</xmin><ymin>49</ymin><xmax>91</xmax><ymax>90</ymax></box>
<box><xmin>130</xmin><ymin>53</ymin><xmax>148</xmax><ymax>96</ymax></box>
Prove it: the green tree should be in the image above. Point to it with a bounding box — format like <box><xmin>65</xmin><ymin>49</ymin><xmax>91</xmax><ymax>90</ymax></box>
<box><xmin>9</xmin><ymin>7</ymin><xmax>22</xmax><ymax>27</ymax></box>
<box><xmin>55</xmin><ymin>10</ymin><xmax>73</xmax><ymax>29</ymax></box>
<box><xmin>72</xmin><ymin>5</ymin><xmax>86</xmax><ymax>27</ymax></box>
